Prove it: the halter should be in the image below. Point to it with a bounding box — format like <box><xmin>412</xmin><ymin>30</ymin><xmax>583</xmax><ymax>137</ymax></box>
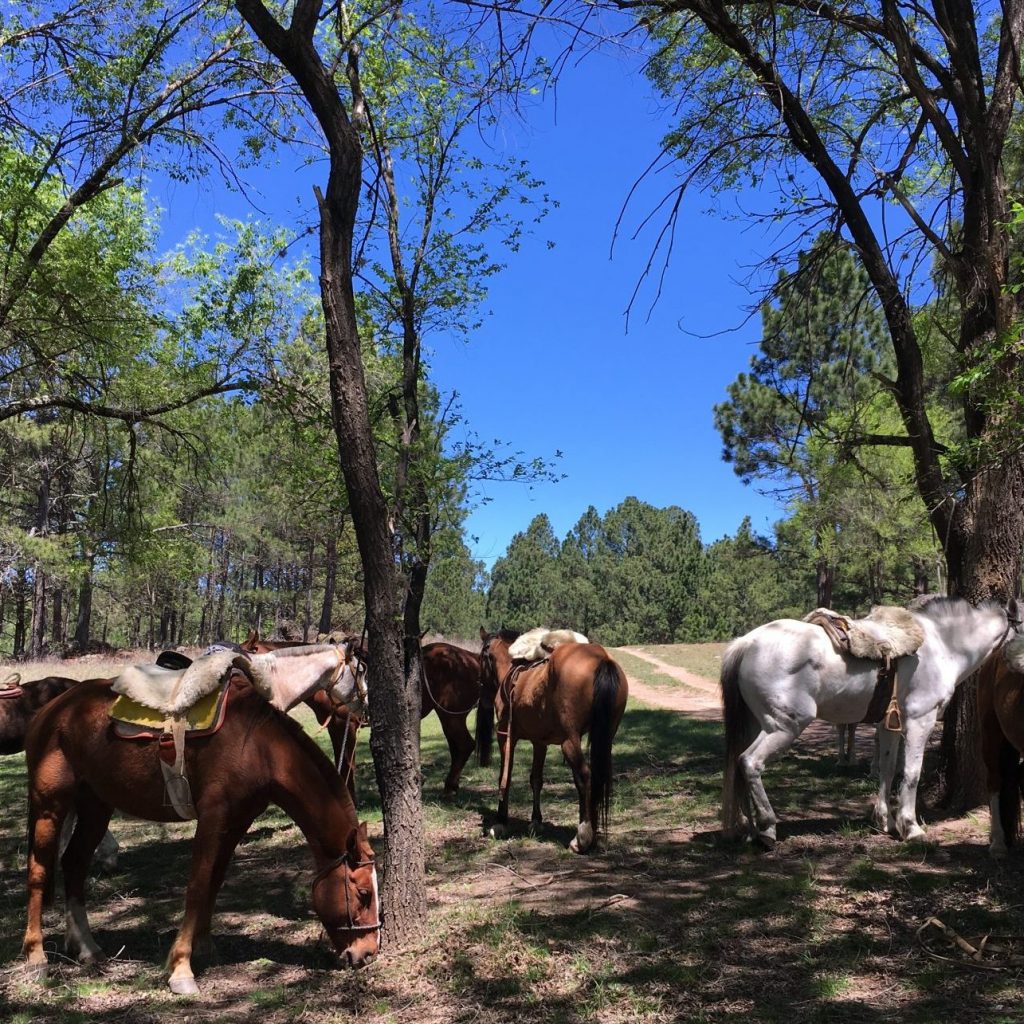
<box><xmin>324</xmin><ymin>642</ymin><xmax>369</xmax><ymax>711</ymax></box>
<box><xmin>311</xmin><ymin>854</ymin><xmax>381</xmax><ymax>937</ymax></box>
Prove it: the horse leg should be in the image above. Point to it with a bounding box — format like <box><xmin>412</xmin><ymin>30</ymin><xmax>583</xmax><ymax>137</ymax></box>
<box><xmin>738</xmin><ymin>724</ymin><xmax>805</xmax><ymax>847</ymax></box>
<box><xmin>561</xmin><ymin>736</ymin><xmax>594</xmax><ymax>853</ymax></box>
<box><xmin>61</xmin><ymin>788</ymin><xmax>113</xmax><ymax>965</ymax></box>
<box><xmin>873</xmin><ymin>727</ymin><xmax>902</xmax><ymax>833</ymax></box>
<box><xmin>441</xmin><ymin>713</ymin><xmax>474</xmax><ymax>798</ymax></box>
<box><xmin>22</xmin><ymin>751</ymin><xmax>76</xmax><ymax>975</ymax></box>
<box><xmin>529</xmin><ymin>742</ymin><xmax>547</xmax><ymax>835</ymax></box>
<box><xmin>166</xmin><ymin>805</ymin><xmax>256</xmax><ymax>994</ymax></box>
<box><xmin>892</xmin><ymin>710</ymin><xmax>939</xmax><ymax>840</ymax></box>
<box><xmin>488</xmin><ymin>731</ymin><xmax>517</xmax><ymax>840</ymax></box>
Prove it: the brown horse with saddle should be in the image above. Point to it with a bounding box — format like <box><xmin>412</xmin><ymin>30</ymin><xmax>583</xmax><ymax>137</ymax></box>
<box><xmin>476</xmin><ymin>628</ymin><xmax>628</xmax><ymax>853</ymax></box>
<box><xmin>20</xmin><ymin>644</ymin><xmax>378</xmax><ymax>993</ymax></box>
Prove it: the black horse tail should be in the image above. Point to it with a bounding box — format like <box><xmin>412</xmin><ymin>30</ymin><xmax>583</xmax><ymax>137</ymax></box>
<box><xmin>998</xmin><ymin>737</ymin><xmax>1022</xmax><ymax>849</ymax></box>
<box><xmin>476</xmin><ymin>687</ymin><xmax>495</xmax><ymax>768</ymax></box>
<box><xmin>588</xmin><ymin>659</ymin><xmax>622</xmax><ymax>837</ymax></box>
<box><xmin>721</xmin><ymin>636</ymin><xmax>756</xmax><ymax>838</ymax></box>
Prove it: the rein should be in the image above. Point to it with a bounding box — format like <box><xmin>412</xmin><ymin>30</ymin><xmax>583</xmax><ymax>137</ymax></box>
<box><xmin>419</xmin><ymin>650</ymin><xmax>478</xmax><ymax>717</ymax></box>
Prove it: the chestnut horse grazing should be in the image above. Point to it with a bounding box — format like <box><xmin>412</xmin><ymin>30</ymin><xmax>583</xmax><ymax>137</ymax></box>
<box><xmin>476</xmin><ymin>629</ymin><xmax>628</xmax><ymax>853</ymax></box>
<box><xmin>21</xmin><ymin>673</ymin><xmax>380</xmax><ymax>994</ymax></box>
<box><xmin>979</xmin><ymin>636</ymin><xmax>1024</xmax><ymax>857</ymax></box>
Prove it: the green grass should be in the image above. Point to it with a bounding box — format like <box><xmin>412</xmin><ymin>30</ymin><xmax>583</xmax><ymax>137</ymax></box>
<box><xmin>626</xmin><ymin>642</ymin><xmax>728</xmax><ymax>681</ymax></box>
<box><xmin>4</xmin><ymin>646</ymin><xmax>1024</xmax><ymax>1023</ymax></box>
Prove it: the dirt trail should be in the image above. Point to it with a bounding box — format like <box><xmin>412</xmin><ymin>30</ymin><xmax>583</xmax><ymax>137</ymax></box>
<box><xmin>614</xmin><ymin>644</ymin><xmax>856</xmax><ymax>756</ymax></box>
<box><xmin>614</xmin><ymin>645</ymin><xmax>721</xmax><ymax>718</ymax></box>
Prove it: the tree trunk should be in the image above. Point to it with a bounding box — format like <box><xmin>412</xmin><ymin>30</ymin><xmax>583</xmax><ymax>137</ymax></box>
<box><xmin>236</xmin><ymin>0</ymin><xmax>426</xmax><ymax>947</ymax></box>
<box><xmin>13</xmin><ymin>570</ymin><xmax>26</xmax><ymax>658</ymax></box>
<box><xmin>932</xmin><ymin>455</ymin><xmax>1024</xmax><ymax>813</ymax></box>
<box><xmin>319</xmin><ymin>530</ymin><xmax>338</xmax><ymax>634</ymax></box>
<box><xmin>815</xmin><ymin>559</ymin><xmax>833</xmax><ymax>608</ymax></box>
<box><xmin>74</xmin><ymin>553</ymin><xmax>95</xmax><ymax>648</ymax></box>
<box><xmin>50</xmin><ymin>586</ymin><xmax>63</xmax><ymax>647</ymax></box>
<box><xmin>29</xmin><ymin>567</ymin><xmax>46</xmax><ymax>660</ymax></box>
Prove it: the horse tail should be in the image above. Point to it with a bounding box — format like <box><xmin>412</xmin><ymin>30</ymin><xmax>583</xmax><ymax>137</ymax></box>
<box><xmin>476</xmin><ymin>688</ymin><xmax>494</xmax><ymax>768</ymax></box>
<box><xmin>721</xmin><ymin>635</ymin><xmax>756</xmax><ymax>837</ymax></box>
<box><xmin>588</xmin><ymin>659</ymin><xmax>622</xmax><ymax>837</ymax></box>
<box><xmin>998</xmin><ymin>737</ymin><xmax>1022</xmax><ymax>849</ymax></box>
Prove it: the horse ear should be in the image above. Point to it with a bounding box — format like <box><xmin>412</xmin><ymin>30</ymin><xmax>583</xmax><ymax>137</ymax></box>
<box><xmin>479</xmin><ymin>626</ymin><xmax>488</xmax><ymax>642</ymax></box>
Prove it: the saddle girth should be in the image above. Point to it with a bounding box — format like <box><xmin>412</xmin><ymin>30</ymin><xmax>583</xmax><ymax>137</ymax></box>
<box><xmin>109</xmin><ymin>676</ymin><xmax>236</xmax><ymax>819</ymax></box>
<box><xmin>862</xmin><ymin>662</ymin><xmax>903</xmax><ymax>732</ymax></box>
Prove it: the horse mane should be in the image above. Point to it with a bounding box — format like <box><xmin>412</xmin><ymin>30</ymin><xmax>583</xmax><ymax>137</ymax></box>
<box><xmin>908</xmin><ymin>594</ymin><xmax>1005</xmax><ymax>619</ymax></box>
<box><xmin>494</xmin><ymin>628</ymin><xmax>520</xmax><ymax>643</ymax></box>
<box><xmin>259</xmin><ymin>643</ymin><xmax>342</xmax><ymax>659</ymax></box>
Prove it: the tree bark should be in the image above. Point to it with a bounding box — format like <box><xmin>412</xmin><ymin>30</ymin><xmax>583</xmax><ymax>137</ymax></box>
<box><xmin>235</xmin><ymin>0</ymin><xmax>426</xmax><ymax>947</ymax></box>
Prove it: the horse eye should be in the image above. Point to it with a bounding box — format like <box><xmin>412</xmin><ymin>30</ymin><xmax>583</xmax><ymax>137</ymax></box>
<box><xmin>357</xmin><ymin>888</ymin><xmax>371</xmax><ymax>904</ymax></box>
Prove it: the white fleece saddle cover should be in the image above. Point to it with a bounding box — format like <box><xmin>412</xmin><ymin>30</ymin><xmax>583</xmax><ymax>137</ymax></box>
<box><xmin>508</xmin><ymin>627</ymin><xmax>589</xmax><ymax>662</ymax></box>
<box><xmin>803</xmin><ymin>605</ymin><xmax>925</xmax><ymax>662</ymax></box>
<box><xmin>1005</xmin><ymin>634</ymin><xmax>1024</xmax><ymax>673</ymax></box>
<box><xmin>111</xmin><ymin>651</ymin><xmax>271</xmax><ymax>716</ymax></box>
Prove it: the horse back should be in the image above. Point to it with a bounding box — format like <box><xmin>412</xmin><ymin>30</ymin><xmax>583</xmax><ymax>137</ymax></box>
<box><xmin>546</xmin><ymin>643</ymin><xmax>627</xmax><ymax>730</ymax></box>
<box><xmin>421</xmin><ymin>642</ymin><xmax>481</xmax><ymax>714</ymax></box>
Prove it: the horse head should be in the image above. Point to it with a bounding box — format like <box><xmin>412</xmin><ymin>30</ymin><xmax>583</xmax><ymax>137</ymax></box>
<box><xmin>310</xmin><ymin>821</ymin><xmax>380</xmax><ymax>968</ymax></box>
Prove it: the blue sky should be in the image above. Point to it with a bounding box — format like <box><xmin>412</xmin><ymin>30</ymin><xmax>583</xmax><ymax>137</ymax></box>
<box><xmin>156</xmin><ymin>36</ymin><xmax>785</xmax><ymax>570</ymax></box>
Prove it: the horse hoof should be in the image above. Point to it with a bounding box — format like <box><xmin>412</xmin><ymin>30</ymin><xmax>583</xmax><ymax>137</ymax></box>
<box><xmin>529</xmin><ymin>819</ymin><xmax>542</xmax><ymax>838</ymax></box>
<box><xmin>168</xmin><ymin>975</ymin><xmax>199</xmax><ymax>995</ymax></box>
<box><xmin>442</xmin><ymin>787</ymin><xmax>458</xmax><ymax>802</ymax></box>
<box><xmin>902</xmin><ymin>824</ymin><xmax>926</xmax><ymax>842</ymax></box>
<box><xmin>990</xmin><ymin>843</ymin><xmax>1009</xmax><ymax>861</ymax></box>
<box><xmin>569</xmin><ymin>822</ymin><xmax>594</xmax><ymax>854</ymax></box>
<box><xmin>755</xmin><ymin>831</ymin><xmax>776</xmax><ymax>851</ymax></box>
<box><xmin>488</xmin><ymin>823</ymin><xmax>507</xmax><ymax>840</ymax></box>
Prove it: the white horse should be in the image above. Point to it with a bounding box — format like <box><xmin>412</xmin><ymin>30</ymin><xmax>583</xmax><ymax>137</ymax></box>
<box><xmin>721</xmin><ymin>596</ymin><xmax>1019</xmax><ymax>846</ymax></box>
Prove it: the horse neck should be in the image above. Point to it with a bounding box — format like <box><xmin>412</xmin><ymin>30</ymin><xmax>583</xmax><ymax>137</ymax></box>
<box><xmin>267</xmin><ymin>723</ymin><xmax>355</xmax><ymax>868</ymax></box>
<box><xmin>259</xmin><ymin>651</ymin><xmax>337</xmax><ymax>713</ymax></box>
<box><xmin>923</xmin><ymin>605</ymin><xmax>1006</xmax><ymax>681</ymax></box>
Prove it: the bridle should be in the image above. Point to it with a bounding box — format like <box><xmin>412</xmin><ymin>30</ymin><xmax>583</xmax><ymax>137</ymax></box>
<box><xmin>324</xmin><ymin>641</ymin><xmax>369</xmax><ymax>711</ymax></box>
<box><xmin>311</xmin><ymin>854</ymin><xmax>381</xmax><ymax>939</ymax></box>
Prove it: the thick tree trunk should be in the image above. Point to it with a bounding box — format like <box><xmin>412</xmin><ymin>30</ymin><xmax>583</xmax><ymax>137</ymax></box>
<box><xmin>236</xmin><ymin>0</ymin><xmax>426</xmax><ymax>948</ymax></box>
<box><xmin>12</xmin><ymin>570</ymin><xmax>26</xmax><ymax>658</ymax></box>
<box><xmin>29</xmin><ymin>566</ymin><xmax>46</xmax><ymax>660</ymax></box>
<box><xmin>74</xmin><ymin>553</ymin><xmax>94</xmax><ymax>648</ymax></box>
<box><xmin>932</xmin><ymin>455</ymin><xmax>1024</xmax><ymax>813</ymax></box>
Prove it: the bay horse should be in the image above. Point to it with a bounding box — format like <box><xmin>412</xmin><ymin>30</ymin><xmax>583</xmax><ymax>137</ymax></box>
<box><xmin>20</xmin><ymin>664</ymin><xmax>380</xmax><ymax>994</ymax></box>
<box><xmin>722</xmin><ymin>596</ymin><xmax>1019</xmax><ymax>847</ymax></box>
<box><xmin>476</xmin><ymin>628</ymin><xmax>628</xmax><ymax>853</ymax></box>
<box><xmin>978</xmin><ymin>636</ymin><xmax>1024</xmax><ymax>857</ymax></box>
<box><xmin>241</xmin><ymin>631</ymin><xmax>483</xmax><ymax>797</ymax></box>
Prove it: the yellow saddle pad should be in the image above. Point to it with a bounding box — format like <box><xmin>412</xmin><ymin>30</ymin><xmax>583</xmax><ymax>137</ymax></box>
<box><xmin>110</xmin><ymin>684</ymin><xmax>225</xmax><ymax>733</ymax></box>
